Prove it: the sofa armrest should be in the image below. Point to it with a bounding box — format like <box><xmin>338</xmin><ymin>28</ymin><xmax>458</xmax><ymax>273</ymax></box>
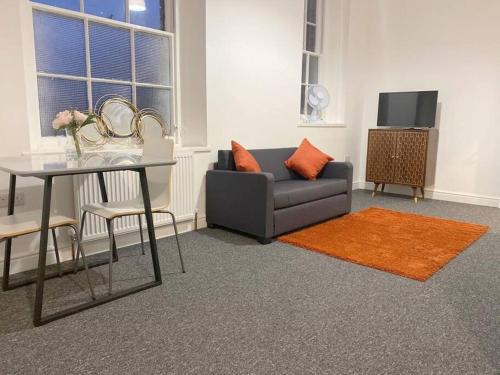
<box><xmin>320</xmin><ymin>161</ymin><xmax>353</xmax><ymax>181</ymax></box>
<box><xmin>206</xmin><ymin>170</ymin><xmax>275</xmax><ymax>239</ymax></box>
<box><xmin>319</xmin><ymin>161</ymin><xmax>354</xmax><ymax>212</ymax></box>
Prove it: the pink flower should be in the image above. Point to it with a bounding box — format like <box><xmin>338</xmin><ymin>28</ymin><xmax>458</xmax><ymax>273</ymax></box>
<box><xmin>52</xmin><ymin>110</ymin><xmax>73</xmax><ymax>130</ymax></box>
<box><xmin>73</xmin><ymin>110</ymin><xmax>88</xmax><ymax>125</ymax></box>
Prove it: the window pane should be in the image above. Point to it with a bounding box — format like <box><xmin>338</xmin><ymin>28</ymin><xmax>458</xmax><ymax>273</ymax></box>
<box><xmin>301</xmin><ymin>54</ymin><xmax>307</xmax><ymax>84</ymax></box>
<box><xmin>31</xmin><ymin>0</ymin><xmax>80</xmax><ymax>11</ymax></box>
<box><xmin>307</xmin><ymin>0</ymin><xmax>317</xmax><ymax>24</ymax></box>
<box><xmin>300</xmin><ymin>85</ymin><xmax>306</xmax><ymax>115</ymax></box>
<box><xmin>308</xmin><ymin>55</ymin><xmax>319</xmax><ymax>84</ymax></box>
<box><xmin>130</xmin><ymin>0</ymin><xmax>165</xmax><ymax>30</ymax></box>
<box><xmin>37</xmin><ymin>77</ymin><xmax>88</xmax><ymax>137</ymax></box>
<box><xmin>136</xmin><ymin>87</ymin><xmax>171</xmax><ymax>124</ymax></box>
<box><xmin>306</xmin><ymin>24</ymin><xmax>316</xmax><ymax>52</ymax></box>
<box><xmin>302</xmin><ymin>85</ymin><xmax>314</xmax><ymax>115</ymax></box>
<box><xmin>33</xmin><ymin>11</ymin><xmax>86</xmax><ymax>77</ymax></box>
<box><xmin>92</xmin><ymin>82</ymin><xmax>132</xmax><ymax>110</ymax></box>
<box><xmin>135</xmin><ymin>33</ymin><xmax>170</xmax><ymax>85</ymax></box>
<box><xmin>84</xmin><ymin>0</ymin><xmax>126</xmax><ymax>22</ymax></box>
<box><xmin>89</xmin><ymin>23</ymin><xmax>131</xmax><ymax>81</ymax></box>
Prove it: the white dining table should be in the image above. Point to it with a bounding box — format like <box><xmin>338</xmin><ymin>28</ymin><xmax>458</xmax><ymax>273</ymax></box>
<box><xmin>0</xmin><ymin>151</ymin><xmax>176</xmax><ymax>326</ymax></box>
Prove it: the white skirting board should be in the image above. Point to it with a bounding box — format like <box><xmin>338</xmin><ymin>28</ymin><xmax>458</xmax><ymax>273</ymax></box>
<box><xmin>354</xmin><ymin>181</ymin><xmax>500</xmax><ymax>208</ymax></box>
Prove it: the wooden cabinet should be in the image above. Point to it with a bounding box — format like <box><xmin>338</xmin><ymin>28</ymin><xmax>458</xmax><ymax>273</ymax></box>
<box><xmin>366</xmin><ymin>129</ymin><xmax>437</xmax><ymax>202</ymax></box>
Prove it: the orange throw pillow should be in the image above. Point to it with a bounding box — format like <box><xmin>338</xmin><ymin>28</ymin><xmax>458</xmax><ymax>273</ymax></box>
<box><xmin>231</xmin><ymin>141</ymin><xmax>261</xmax><ymax>172</ymax></box>
<box><xmin>284</xmin><ymin>138</ymin><xmax>333</xmax><ymax>180</ymax></box>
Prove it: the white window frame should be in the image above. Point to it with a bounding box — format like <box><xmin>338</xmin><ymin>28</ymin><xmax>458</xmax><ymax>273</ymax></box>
<box><xmin>301</xmin><ymin>0</ymin><xmax>324</xmax><ymax>117</ymax></box>
<box><xmin>25</xmin><ymin>0</ymin><xmax>178</xmax><ymax>152</ymax></box>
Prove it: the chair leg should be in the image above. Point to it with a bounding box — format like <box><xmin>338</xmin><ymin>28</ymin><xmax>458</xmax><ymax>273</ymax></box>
<box><xmin>2</xmin><ymin>239</ymin><xmax>12</xmax><ymax>291</ymax></box>
<box><xmin>70</xmin><ymin>225</ymin><xmax>95</xmax><ymax>300</ymax></box>
<box><xmin>70</xmin><ymin>240</ymin><xmax>75</xmax><ymax>263</ymax></box>
<box><xmin>106</xmin><ymin>219</ymin><xmax>119</xmax><ymax>262</ymax></box>
<box><xmin>138</xmin><ymin>214</ymin><xmax>145</xmax><ymax>255</ymax></box>
<box><xmin>108</xmin><ymin>219</ymin><xmax>115</xmax><ymax>295</ymax></box>
<box><xmin>167</xmin><ymin>211</ymin><xmax>186</xmax><ymax>273</ymax></box>
<box><xmin>51</xmin><ymin>228</ymin><xmax>62</xmax><ymax>277</ymax></box>
<box><xmin>74</xmin><ymin>211</ymin><xmax>87</xmax><ymax>273</ymax></box>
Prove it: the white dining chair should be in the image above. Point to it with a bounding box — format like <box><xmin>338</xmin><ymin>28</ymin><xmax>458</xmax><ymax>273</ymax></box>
<box><xmin>78</xmin><ymin>136</ymin><xmax>185</xmax><ymax>294</ymax></box>
<box><xmin>0</xmin><ymin>211</ymin><xmax>95</xmax><ymax>299</ymax></box>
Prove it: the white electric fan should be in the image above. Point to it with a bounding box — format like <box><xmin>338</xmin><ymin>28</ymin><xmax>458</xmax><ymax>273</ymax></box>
<box><xmin>306</xmin><ymin>85</ymin><xmax>330</xmax><ymax>123</ymax></box>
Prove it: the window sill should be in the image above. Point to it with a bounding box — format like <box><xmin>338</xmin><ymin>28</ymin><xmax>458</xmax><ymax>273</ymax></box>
<box><xmin>297</xmin><ymin>123</ymin><xmax>347</xmax><ymax>128</ymax></box>
<box><xmin>178</xmin><ymin>146</ymin><xmax>212</xmax><ymax>153</ymax></box>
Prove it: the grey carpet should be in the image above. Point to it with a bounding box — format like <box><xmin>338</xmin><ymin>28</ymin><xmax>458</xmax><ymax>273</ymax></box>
<box><xmin>0</xmin><ymin>190</ymin><xmax>499</xmax><ymax>374</ymax></box>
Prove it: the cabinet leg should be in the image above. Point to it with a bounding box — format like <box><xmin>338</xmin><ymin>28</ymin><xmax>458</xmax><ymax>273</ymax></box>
<box><xmin>372</xmin><ymin>183</ymin><xmax>380</xmax><ymax>198</ymax></box>
<box><xmin>381</xmin><ymin>183</ymin><xmax>386</xmax><ymax>192</ymax></box>
<box><xmin>420</xmin><ymin>187</ymin><xmax>425</xmax><ymax>200</ymax></box>
<box><xmin>412</xmin><ymin>187</ymin><xmax>418</xmax><ymax>203</ymax></box>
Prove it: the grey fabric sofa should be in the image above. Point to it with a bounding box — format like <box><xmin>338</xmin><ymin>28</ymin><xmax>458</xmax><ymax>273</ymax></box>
<box><xmin>206</xmin><ymin>147</ymin><xmax>353</xmax><ymax>244</ymax></box>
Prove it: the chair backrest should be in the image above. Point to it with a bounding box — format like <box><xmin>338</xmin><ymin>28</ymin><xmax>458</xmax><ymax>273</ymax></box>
<box><xmin>142</xmin><ymin>135</ymin><xmax>175</xmax><ymax>209</ymax></box>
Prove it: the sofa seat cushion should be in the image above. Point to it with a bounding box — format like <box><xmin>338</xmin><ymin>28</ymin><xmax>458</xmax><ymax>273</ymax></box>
<box><xmin>274</xmin><ymin>178</ymin><xmax>347</xmax><ymax>209</ymax></box>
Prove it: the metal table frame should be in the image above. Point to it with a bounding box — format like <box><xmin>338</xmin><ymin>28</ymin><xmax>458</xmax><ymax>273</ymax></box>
<box><xmin>0</xmin><ymin>157</ymin><xmax>174</xmax><ymax>326</ymax></box>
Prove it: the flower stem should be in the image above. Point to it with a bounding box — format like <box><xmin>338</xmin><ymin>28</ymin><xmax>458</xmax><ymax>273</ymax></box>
<box><xmin>71</xmin><ymin>128</ymin><xmax>82</xmax><ymax>158</ymax></box>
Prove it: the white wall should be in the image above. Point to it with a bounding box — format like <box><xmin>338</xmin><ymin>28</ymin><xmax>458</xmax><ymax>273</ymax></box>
<box><xmin>0</xmin><ymin>1</ymin><xmax>32</xmax><ymax>161</ymax></box>
<box><xmin>177</xmin><ymin>0</ymin><xmax>208</xmax><ymax>146</ymax></box>
<box><xmin>345</xmin><ymin>0</ymin><xmax>500</xmax><ymax>205</ymax></box>
<box><xmin>205</xmin><ymin>0</ymin><xmax>354</xmax><ymax>163</ymax></box>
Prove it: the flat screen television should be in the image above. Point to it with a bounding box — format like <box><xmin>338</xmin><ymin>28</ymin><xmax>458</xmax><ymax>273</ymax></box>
<box><xmin>377</xmin><ymin>91</ymin><xmax>438</xmax><ymax>128</ymax></box>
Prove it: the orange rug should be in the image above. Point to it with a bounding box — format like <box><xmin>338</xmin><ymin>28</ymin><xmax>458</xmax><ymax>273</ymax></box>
<box><xmin>278</xmin><ymin>207</ymin><xmax>489</xmax><ymax>281</ymax></box>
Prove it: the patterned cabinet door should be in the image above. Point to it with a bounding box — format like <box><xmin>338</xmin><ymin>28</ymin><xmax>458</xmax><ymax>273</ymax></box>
<box><xmin>366</xmin><ymin>130</ymin><xmax>397</xmax><ymax>183</ymax></box>
<box><xmin>393</xmin><ymin>131</ymin><xmax>428</xmax><ymax>186</ymax></box>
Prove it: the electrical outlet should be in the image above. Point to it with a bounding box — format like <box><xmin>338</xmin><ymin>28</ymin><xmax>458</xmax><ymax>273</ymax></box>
<box><xmin>0</xmin><ymin>192</ymin><xmax>25</xmax><ymax>208</ymax></box>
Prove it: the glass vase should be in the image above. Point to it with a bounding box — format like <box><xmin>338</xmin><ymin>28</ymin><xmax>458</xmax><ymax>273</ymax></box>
<box><xmin>65</xmin><ymin>128</ymin><xmax>82</xmax><ymax>160</ymax></box>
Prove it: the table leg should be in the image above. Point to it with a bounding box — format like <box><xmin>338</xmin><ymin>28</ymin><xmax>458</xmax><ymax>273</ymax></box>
<box><xmin>25</xmin><ymin>169</ymin><xmax>163</xmax><ymax>326</ymax></box>
<box><xmin>33</xmin><ymin>176</ymin><xmax>52</xmax><ymax>327</ymax></box>
<box><xmin>138</xmin><ymin>168</ymin><xmax>162</xmax><ymax>284</ymax></box>
<box><xmin>2</xmin><ymin>174</ymin><xmax>16</xmax><ymax>291</ymax></box>
<box><xmin>97</xmin><ymin>172</ymin><xmax>118</xmax><ymax>262</ymax></box>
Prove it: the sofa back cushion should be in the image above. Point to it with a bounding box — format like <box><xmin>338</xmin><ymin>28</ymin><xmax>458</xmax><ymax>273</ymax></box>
<box><xmin>217</xmin><ymin>148</ymin><xmax>299</xmax><ymax>181</ymax></box>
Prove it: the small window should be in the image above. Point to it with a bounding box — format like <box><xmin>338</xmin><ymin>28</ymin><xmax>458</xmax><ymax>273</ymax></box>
<box><xmin>84</xmin><ymin>0</ymin><xmax>126</xmax><ymax>22</ymax></box>
<box><xmin>300</xmin><ymin>0</ymin><xmax>322</xmax><ymax>115</ymax></box>
<box><xmin>89</xmin><ymin>23</ymin><xmax>132</xmax><ymax>81</ymax></box>
<box><xmin>130</xmin><ymin>0</ymin><xmax>166</xmax><ymax>30</ymax></box>
<box><xmin>32</xmin><ymin>0</ymin><xmax>80</xmax><ymax>11</ymax></box>
<box><xmin>33</xmin><ymin>12</ymin><xmax>86</xmax><ymax>77</ymax></box>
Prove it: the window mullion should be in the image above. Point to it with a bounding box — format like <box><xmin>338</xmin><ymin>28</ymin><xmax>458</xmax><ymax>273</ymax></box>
<box><xmin>170</xmin><ymin>35</ymin><xmax>177</xmax><ymax>133</ymax></box>
<box><xmin>84</xmin><ymin>17</ymin><xmax>93</xmax><ymax>111</ymax></box>
<box><xmin>37</xmin><ymin>72</ymin><xmax>87</xmax><ymax>81</ymax></box>
<box><xmin>303</xmin><ymin>0</ymin><xmax>308</xmax><ymax>51</ymax></box>
<box><xmin>131</xmin><ymin>29</ymin><xmax>137</xmax><ymax>105</ymax></box>
<box><xmin>304</xmin><ymin>55</ymin><xmax>310</xmax><ymax>114</ymax></box>
<box><xmin>125</xmin><ymin>0</ymin><xmax>131</xmax><ymax>23</ymax></box>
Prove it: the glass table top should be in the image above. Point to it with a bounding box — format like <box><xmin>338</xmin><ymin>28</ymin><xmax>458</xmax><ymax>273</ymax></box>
<box><xmin>0</xmin><ymin>152</ymin><xmax>176</xmax><ymax>177</ymax></box>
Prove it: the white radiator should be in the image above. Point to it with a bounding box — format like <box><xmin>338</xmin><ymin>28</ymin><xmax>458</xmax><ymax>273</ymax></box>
<box><xmin>73</xmin><ymin>152</ymin><xmax>195</xmax><ymax>241</ymax></box>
